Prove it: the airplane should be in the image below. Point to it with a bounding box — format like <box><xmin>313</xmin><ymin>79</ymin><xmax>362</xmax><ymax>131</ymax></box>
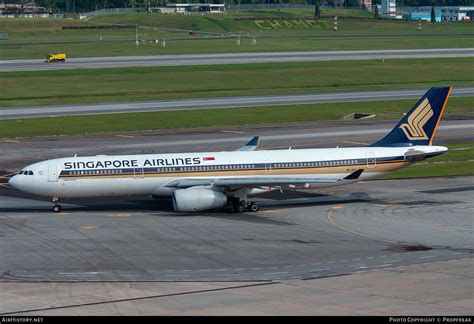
<box><xmin>8</xmin><ymin>87</ymin><xmax>452</xmax><ymax>213</ymax></box>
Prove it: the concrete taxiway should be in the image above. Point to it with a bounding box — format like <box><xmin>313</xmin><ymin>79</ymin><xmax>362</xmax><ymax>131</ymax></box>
<box><xmin>2</xmin><ymin>87</ymin><xmax>473</xmax><ymax>120</ymax></box>
<box><xmin>1</xmin><ymin>48</ymin><xmax>473</xmax><ymax>72</ymax></box>
<box><xmin>0</xmin><ymin>176</ymin><xmax>473</xmax><ymax>315</ymax></box>
<box><xmin>1</xmin><ymin>258</ymin><xmax>472</xmax><ymax>315</ymax></box>
<box><xmin>0</xmin><ymin>121</ymin><xmax>473</xmax><ymax>315</ymax></box>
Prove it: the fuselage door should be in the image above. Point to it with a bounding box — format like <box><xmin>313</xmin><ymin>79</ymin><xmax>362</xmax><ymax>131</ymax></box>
<box><xmin>48</xmin><ymin>165</ymin><xmax>58</xmax><ymax>182</ymax></box>
<box><xmin>265</xmin><ymin>160</ymin><xmax>272</xmax><ymax>174</ymax></box>
<box><xmin>134</xmin><ymin>167</ymin><xmax>144</xmax><ymax>179</ymax></box>
<box><xmin>366</xmin><ymin>152</ymin><xmax>376</xmax><ymax>169</ymax></box>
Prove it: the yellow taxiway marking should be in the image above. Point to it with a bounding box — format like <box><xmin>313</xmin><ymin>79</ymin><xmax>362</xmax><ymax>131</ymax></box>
<box><xmin>1</xmin><ymin>140</ymin><xmax>20</xmax><ymax>143</ymax></box>
<box><xmin>375</xmin><ymin>204</ymin><xmax>393</xmax><ymax>208</ymax></box>
<box><xmin>332</xmin><ymin>205</ymin><xmax>344</xmax><ymax>209</ymax></box>
<box><xmin>116</xmin><ymin>134</ymin><xmax>136</xmax><ymax>138</ymax></box>
<box><xmin>0</xmin><ymin>184</ymin><xmax>12</xmax><ymax>188</ymax></box>
<box><xmin>326</xmin><ymin>207</ymin><xmax>398</xmax><ymax>244</ymax></box>
<box><xmin>54</xmin><ymin>213</ymin><xmax>71</xmax><ymax>216</ymax></box>
<box><xmin>343</xmin><ymin>141</ymin><xmax>367</xmax><ymax>146</ymax></box>
<box><xmin>107</xmin><ymin>213</ymin><xmax>131</xmax><ymax>217</ymax></box>
<box><xmin>80</xmin><ymin>226</ymin><xmax>97</xmax><ymax>230</ymax></box>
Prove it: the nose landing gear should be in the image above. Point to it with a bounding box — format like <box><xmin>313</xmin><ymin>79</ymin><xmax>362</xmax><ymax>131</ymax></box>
<box><xmin>52</xmin><ymin>197</ymin><xmax>62</xmax><ymax>213</ymax></box>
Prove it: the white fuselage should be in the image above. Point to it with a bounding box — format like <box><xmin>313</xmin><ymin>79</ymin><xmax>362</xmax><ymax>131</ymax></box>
<box><xmin>9</xmin><ymin>145</ymin><xmax>447</xmax><ymax>198</ymax></box>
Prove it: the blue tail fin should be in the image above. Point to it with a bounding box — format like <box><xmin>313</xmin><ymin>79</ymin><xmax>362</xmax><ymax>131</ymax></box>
<box><xmin>371</xmin><ymin>86</ymin><xmax>452</xmax><ymax>147</ymax></box>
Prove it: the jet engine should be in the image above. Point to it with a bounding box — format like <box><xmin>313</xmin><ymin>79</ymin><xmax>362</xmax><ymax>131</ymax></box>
<box><xmin>172</xmin><ymin>188</ymin><xmax>227</xmax><ymax>212</ymax></box>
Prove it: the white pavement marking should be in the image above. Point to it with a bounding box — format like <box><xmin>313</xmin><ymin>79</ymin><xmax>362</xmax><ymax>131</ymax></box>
<box><xmin>165</xmin><ymin>274</ymin><xmax>191</xmax><ymax>277</ymax></box>
<box><xmin>355</xmin><ymin>264</ymin><xmax>392</xmax><ymax>269</ymax></box>
<box><xmin>221</xmin><ymin>130</ymin><xmax>244</xmax><ymax>134</ymax></box>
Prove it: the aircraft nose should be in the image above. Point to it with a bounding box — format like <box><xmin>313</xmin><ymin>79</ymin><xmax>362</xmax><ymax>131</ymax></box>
<box><xmin>8</xmin><ymin>175</ymin><xmax>19</xmax><ymax>188</ymax></box>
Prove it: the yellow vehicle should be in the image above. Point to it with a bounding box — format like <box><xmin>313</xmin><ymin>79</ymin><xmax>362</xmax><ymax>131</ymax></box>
<box><xmin>45</xmin><ymin>53</ymin><xmax>66</xmax><ymax>63</ymax></box>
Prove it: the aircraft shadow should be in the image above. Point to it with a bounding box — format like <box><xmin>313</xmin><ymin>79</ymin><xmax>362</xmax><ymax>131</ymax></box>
<box><xmin>0</xmin><ymin>191</ymin><xmax>374</xmax><ymax>214</ymax></box>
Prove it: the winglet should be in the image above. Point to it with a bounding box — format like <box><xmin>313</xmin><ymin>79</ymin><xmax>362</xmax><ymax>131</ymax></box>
<box><xmin>343</xmin><ymin>169</ymin><xmax>364</xmax><ymax>180</ymax></box>
<box><xmin>246</xmin><ymin>136</ymin><xmax>259</xmax><ymax>147</ymax></box>
<box><xmin>236</xmin><ymin>136</ymin><xmax>260</xmax><ymax>151</ymax></box>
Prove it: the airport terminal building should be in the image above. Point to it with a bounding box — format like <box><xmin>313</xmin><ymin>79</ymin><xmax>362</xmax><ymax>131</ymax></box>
<box><xmin>435</xmin><ymin>6</ymin><xmax>473</xmax><ymax>21</ymax></box>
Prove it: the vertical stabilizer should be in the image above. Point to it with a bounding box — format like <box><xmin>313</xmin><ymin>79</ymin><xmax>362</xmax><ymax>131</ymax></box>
<box><xmin>371</xmin><ymin>87</ymin><xmax>452</xmax><ymax>147</ymax></box>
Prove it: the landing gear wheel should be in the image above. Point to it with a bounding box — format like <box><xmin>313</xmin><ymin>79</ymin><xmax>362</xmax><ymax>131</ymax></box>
<box><xmin>249</xmin><ymin>202</ymin><xmax>259</xmax><ymax>212</ymax></box>
<box><xmin>52</xmin><ymin>205</ymin><xmax>62</xmax><ymax>213</ymax></box>
<box><xmin>234</xmin><ymin>202</ymin><xmax>245</xmax><ymax>213</ymax></box>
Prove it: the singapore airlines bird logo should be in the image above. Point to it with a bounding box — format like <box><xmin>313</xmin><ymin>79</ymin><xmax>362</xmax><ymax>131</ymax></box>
<box><xmin>399</xmin><ymin>98</ymin><xmax>433</xmax><ymax>140</ymax></box>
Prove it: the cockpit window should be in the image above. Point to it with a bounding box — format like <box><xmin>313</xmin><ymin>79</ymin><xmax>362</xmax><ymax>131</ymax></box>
<box><xmin>18</xmin><ymin>171</ymin><xmax>23</xmax><ymax>175</ymax></box>
<box><xmin>28</xmin><ymin>171</ymin><xmax>33</xmax><ymax>175</ymax></box>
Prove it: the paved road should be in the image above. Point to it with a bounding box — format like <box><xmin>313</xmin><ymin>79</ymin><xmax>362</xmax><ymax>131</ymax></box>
<box><xmin>1</xmin><ymin>48</ymin><xmax>473</xmax><ymax>72</ymax></box>
<box><xmin>2</xmin><ymin>87</ymin><xmax>473</xmax><ymax>120</ymax></box>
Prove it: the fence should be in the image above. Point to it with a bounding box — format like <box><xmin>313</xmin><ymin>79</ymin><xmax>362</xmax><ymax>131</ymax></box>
<box><xmin>82</xmin><ymin>7</ymin><xmax>146</xmax><ymax>19</ymax></box>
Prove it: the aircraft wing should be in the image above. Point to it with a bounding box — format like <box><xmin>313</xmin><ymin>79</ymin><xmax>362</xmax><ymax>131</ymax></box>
<box><xmin>235</xmin><ymin>136</ymin><xmax>260</xmax><ymax>151</ymax></box>
<box><xmin>165</xmin><ymin>169</ymin><xmax>364</xmax><ymax>189</ymax></box>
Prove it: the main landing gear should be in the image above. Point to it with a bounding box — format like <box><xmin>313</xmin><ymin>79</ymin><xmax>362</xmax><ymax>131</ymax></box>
<box><xmin>231</xmin><ymin>199</ymin><xmax>259</xmax><ymax>213</ymax></box>
<box><xmin>52</xmin><ymin>197</ymin><xmax>62</xmax><ymax>213</ymax></box>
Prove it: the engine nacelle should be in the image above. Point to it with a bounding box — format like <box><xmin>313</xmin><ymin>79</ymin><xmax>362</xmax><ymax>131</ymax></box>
<box><xmin>172</xmin><ymin>188</ymin><xmax>227</xmax><ymax>212</ymax></box>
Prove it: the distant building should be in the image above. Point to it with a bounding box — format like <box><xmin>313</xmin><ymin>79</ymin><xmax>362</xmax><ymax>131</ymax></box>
<box><xmin>360</xmin><ymin>0</ymin><xmax>372</xmax><ymax>11</ymax></box>
<box><xmin>425</xmin><ymin>6</ymin><xmax>474</xmax><ymax>21</ymax></box>
<box><xmin>403</xmin><ymin>6</ymin><xmax>473</xmax><ymax>22</ymax></box>
<box><xmin>165</xmin><ymin>3</ymin><xmax>225</xmax><ymax>14</ymax></box>
<box><xmin>381</xmin><ymin>0</ymin><xmax>398</xmax><ymax>17</ymax></box>
<box><xmin>0</xmin><ymin>3</ymin><xmax>52</xmax><ymax>18</ymax></box>
<box><xmin>150</xmin><ymin>7</ymin><xmax>176</xmax><ymax>14</ymax></box>
<box><xmin>404</xmin><ymin>9</ymin><xmax>441</xmax><ymax>22</ymax></box>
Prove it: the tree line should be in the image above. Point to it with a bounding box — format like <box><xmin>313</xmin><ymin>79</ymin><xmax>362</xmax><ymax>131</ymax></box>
<box><xmin>7</xmin><ymin>0</ymin><xmax>473</xmax><ymax>13</ymax></box>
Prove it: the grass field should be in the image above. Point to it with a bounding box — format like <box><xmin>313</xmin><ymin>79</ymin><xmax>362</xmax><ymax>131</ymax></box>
<box><xmin>0</xmin><ymin>11</ymin><xmax>472</xmax><ymax>59</ymax></box>
<box><xmin>2</xmin><ymin>58</ymin><xmax>473</xmax><ymax>107</ymax></box>
<box><xmin>0</xmin><ymin>97</ymin><xmax>472</xmax><ymax>138</ymax></box>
